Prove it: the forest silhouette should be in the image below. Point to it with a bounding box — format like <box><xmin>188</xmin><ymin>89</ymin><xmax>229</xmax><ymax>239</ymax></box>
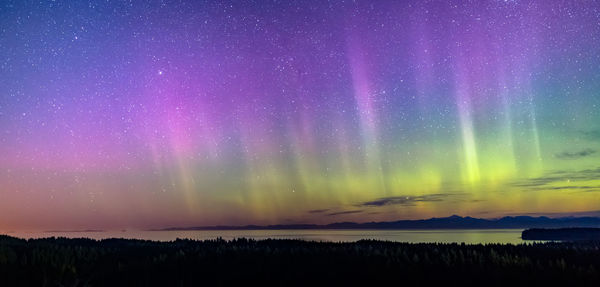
<box><xmin>0</xmin><ymin>235</ymin><xmax>599</xmax><ymax>286</ymax></box>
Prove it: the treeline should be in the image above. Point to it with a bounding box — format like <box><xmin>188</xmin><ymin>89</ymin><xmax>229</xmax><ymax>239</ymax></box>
<box><xmin>0</xmin><ymin>235</ymin><xmax>599</xmax><ymax>286</ymax></box>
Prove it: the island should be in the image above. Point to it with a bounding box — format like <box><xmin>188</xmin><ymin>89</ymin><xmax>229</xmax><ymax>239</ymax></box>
<box><xmin>522</xmin><ymin>228</ymin><xmax>600</xmax><ymax>241</ymax></box>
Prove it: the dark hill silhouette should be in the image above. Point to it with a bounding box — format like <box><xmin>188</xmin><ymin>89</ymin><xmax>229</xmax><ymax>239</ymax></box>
<box><xmin>522</xmin><ymin>228</ymin><xmax>600</xmax><ymax>240</ymax></box>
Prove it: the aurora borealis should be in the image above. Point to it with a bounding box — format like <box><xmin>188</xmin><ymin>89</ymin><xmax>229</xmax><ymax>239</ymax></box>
<box><xmin>1</xmin><ymin>0</ymin><xmax>599</xmax><ymax>231</ymax></box>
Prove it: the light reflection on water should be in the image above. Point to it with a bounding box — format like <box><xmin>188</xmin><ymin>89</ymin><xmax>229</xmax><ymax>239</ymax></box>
<box><xmin>7</xmin><ymin>229</ymin><xmax>530</xmax><ymax>244</ymax></box>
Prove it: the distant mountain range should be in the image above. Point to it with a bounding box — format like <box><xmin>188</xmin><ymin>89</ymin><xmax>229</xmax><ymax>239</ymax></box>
<box><xmin>157</xmin><ymin>215</ymin><xmax>600</xmax><ymax>231</ymax></box>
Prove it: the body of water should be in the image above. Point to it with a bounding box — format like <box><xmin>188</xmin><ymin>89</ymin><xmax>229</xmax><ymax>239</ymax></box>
<box><xmin>7</xmin><ymin>229</ymin><xmax>530</xmax><ymax>244</ymax></box>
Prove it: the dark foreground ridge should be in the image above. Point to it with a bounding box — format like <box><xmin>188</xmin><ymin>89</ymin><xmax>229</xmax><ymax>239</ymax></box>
<box><xmin>523</xmin><ymin>228</ymin><xmax>600</xmax><ymax>241</ymax></box>
<box><xmin>1</xmin><ymin>235</ymin><xmax>599</xmax><ymax>286</ymax></box>
<box><xmin>157</xmin><ymin>214</ymin><xmax>600</xmax><ymax>230</ymax></box>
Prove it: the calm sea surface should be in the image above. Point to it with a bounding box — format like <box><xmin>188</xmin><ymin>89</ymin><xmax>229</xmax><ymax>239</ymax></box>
<box><xmin>7</xmin><ymin>229</ymin><xmax>530</xmax><ymax>244</ymax></box>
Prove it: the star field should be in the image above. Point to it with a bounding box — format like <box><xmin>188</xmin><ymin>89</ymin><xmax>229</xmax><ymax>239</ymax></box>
<box><xmin>1</xmin><ymin>0</ymin><xmax>599</xmax><ymax>230</ymax></box>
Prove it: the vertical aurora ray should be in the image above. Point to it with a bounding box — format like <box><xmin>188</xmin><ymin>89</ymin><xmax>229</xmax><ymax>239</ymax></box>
<box><xmin>0</xmin><ymin>0</ymin><xmax>599</xmax><ymax>230</ymax></box>
<box><xmin>454</xmin><ymin>41</ymin><xmax>480</xmax><ymax>187</ymax></box>
<box><xmin>346</xmin><ymin>34</ymin><xmax>387</xmax><ymax>197</ymax></box>
<box><xmin>454</xmin><ymin>77</ymin><xmax>481</xmax><ymax>185</ymax></box>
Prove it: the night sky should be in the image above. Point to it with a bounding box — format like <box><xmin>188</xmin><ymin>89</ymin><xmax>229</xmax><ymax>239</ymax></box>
<box><xmin>1</xmin><ymin>0</ymin><xmax>599</xmax><ymax>231</ymax></box>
